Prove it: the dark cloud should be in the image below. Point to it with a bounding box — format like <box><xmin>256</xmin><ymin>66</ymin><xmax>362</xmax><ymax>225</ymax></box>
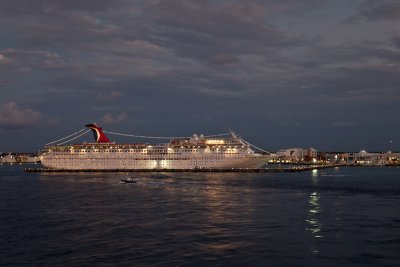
<box><xmin>0</xmin><ymin>48</ymin><xmax>65</xmax><ymax>71</ymax></box>
<box><xmin>0</xmin><ymin>0</ymin><xmax>128</xmax><ymax>17</ymax></box>
<box><xmin>142</xmin><ymin>0</ymin><xmax>311</xmax><ymax>61</ymax></box>
<box><xmin>332</xmin><ymin>121</ymin><xmax>355</xmax><ymax>128</ymax></box>
<box><xmin>196</xmin><ymin>87</ymin><xmax>242</xmax><ymax>98</ymax></box>
<box><xmin>207</xmin><ymin>54</ymin><xmax>239</xmax><ymax>65</ymax></box>
<box><xmin>345</xmin><ymin>0</ymin><xmax>400</xmax><ymax>23</ymax></box>
<box><xmin>101</xmin><ymin>112</ymin><xmax>128</xmax><ymax>125</ymax></box>
<box><xmin>392</xmin><ymin>36</ymin><xmax>400</xmax><ymax>48</ymax></box>
<box><xmin>96</xmin><ymin>91</ymin><xmax>124</xmax><ymax>102</ymax></box>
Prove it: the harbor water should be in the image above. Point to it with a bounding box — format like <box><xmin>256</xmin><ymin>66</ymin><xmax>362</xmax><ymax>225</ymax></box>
<box><xmin>1</xmin><ymin>164</ymin><xmax>400</xmax><ymax>266</ymax></box>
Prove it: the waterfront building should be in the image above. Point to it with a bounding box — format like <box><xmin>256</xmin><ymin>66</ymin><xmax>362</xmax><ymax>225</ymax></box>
<box><xmin>340</xmin><ymin>150</ymin><xmax>400</xmax><ymax>165</ymax></box>
<box><xmin>0</xmin><ymin>154</ymin><xmax>15</xmax><ymax>163</ymax></box>
<box><xmin>0</xmin><ymin>153</ymin><xmax>40</xmax><ymax>164</ymax></box>
<box><xmin>275</xmin><ymin>147</ymin><xmax>317</xmax><ymax>162</ymax></box>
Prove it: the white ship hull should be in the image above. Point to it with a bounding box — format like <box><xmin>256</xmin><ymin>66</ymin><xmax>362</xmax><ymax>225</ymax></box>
<box><xmin>40</xmin><ymin>150</ymin><xmax>270</xmax><ymax>170</ymax></box>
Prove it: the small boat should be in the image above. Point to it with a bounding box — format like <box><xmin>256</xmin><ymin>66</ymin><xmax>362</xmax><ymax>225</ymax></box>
<box><xmin>121</xmin><ymin>177</ymin><xmax>137</xmax><ymax>183</ymax></box>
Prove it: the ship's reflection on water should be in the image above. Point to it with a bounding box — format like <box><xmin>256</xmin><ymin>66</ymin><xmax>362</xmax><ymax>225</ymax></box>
<box><xmin>192</xmin><ymin>173</ymin><xmax>258</xmax><ymax>254</ymax></box>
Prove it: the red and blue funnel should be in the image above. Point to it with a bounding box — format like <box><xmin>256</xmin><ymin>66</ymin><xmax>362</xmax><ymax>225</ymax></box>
<box><xmin>85</xmin><ymin>124</ymin><xmax>111</xmax><ymax>143</ymax></box>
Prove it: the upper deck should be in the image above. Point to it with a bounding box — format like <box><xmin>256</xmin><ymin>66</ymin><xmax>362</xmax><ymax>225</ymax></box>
<box><xmin>43</xmin><ymin>134</ymin><xmax>250</xmax><ymax>153</ymax></box>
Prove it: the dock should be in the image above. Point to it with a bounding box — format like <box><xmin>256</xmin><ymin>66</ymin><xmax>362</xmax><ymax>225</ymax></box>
<box><xmin>25</xmin><ymin>164</ymin><xmax>344</xmax><ymax>173</ymax></box>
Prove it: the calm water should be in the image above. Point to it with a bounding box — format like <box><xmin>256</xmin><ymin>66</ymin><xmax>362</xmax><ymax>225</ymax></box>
<box><xmin>1</xmin><ymin>165</ymin><xmax>400</xmax><ymax>266</ymax></box>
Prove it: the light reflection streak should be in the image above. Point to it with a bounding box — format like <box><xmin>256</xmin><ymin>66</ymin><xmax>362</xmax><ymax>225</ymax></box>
<box><xmin>306</xmin><ymin>189</ymin><xmax>323</xmax><ymax>255</ymax></box>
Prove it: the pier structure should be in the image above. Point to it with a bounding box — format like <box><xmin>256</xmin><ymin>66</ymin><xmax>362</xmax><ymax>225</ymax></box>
<box><xmin>25</xmin><ymin>164</ymin><xmax>344</xmax><ymax>173</ymax></box>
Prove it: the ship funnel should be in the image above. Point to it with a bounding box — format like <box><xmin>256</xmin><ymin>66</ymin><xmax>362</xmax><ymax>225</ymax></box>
<box><xmin>85</xmin><ymin>123</ymin><xmax>111</xmax><ymax>143</ymax></box>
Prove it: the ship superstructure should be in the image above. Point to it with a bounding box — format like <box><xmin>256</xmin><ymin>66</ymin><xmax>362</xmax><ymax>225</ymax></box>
<box><xmin>39</xmin><ymin>124</ymin><xmax>270</xmax><ymax>170</ymax></box>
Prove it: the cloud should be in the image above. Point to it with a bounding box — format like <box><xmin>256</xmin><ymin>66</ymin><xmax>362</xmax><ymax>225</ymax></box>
<box><xmin>101</xmin><ymin>112</ymin><xmax>127</xmax><ymax>124</ymax></box>
<box><xmin>196</xmin><ymin>87</ymin><xmax>242</xmax><ymax>98</ymax></box>
<box><xmin>0</xmin><ymin>102</ymin><xmax>42</xmax><ymax>130</ymax></box>
<box><xmin>332</xmin><ymin>121</ymin><xmax>355</xmax><ymax>128</ymax></box>
<box><xmin>392</xmin><ymin>36</ymin><xmax>400</xmax><ymax>48</ymax></box>
<box><xmin>0</xmin><ymin>0</ymin><xmax>400</xmax><ymax>151</ymax></box>
<box><xmin>0</xmin><ymin>54</ymin><xmax>13</xmax><ymax>65</ymax></box>
<box><xmin>143</xmin><ymin>0</ymin><xmax>308</xmax><ymax>61</ymax></box>
<box><xmin>207</xmin><ymin>53</ymin><xmax>239</xmax><ymax>65</ymax></box>
<box><xmin>96</xmin><ymin>91</ymin><xmax>124</xmax><ymax>101</ymax></box>
<box><xmin>0</xmin><ymin>48</ymin><xmax>65</xmax><ymax>72</ymax></box>
<box><xmin>0</xmin><ymin>0</ymin><xmax>128</xmax><ymax>18</ymax></box>
<box><xmin>345</xmin><ymin>1</ymin><xmax>400</xmax><ymax>23</ymax></box>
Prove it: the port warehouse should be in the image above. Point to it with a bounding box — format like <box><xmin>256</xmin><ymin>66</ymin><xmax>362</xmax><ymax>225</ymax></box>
<box><xmin>2</xmin><ymin>150</ymin><xmax>400</xmax><ymax>166</ymax></box>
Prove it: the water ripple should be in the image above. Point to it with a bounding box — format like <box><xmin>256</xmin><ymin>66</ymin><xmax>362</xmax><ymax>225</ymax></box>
<box><xmin>1</xmin><ymin>165</ymin><xmax>400</xmax><ymax>266</ymax></box>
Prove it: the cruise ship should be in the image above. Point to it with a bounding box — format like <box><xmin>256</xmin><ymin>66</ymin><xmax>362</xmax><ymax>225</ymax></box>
<box><xmin>39</xmin><ymin>124</ymin><xmax>270</xmax><ymax>170</ymax></box>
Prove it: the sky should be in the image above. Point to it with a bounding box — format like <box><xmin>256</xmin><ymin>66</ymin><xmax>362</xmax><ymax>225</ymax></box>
<box><xmin>0</xmin><ymin>0</ymin><xmax>399</xmax><ymax>153</ymax></box>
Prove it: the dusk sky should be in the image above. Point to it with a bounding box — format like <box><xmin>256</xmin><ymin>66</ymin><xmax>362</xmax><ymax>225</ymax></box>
<box><xmin>1</xmin><ymin>0</ymin><xmax>399</xmax><ymax>152</ymax></box>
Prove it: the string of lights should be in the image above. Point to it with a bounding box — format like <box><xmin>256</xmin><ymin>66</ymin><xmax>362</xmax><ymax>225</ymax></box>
<box><xmin>242</xmin><ymin>140</ymin><xmax>272</xmax><ymax>155</ymax></box>
<box><xmin>56</xmin><ymin>130</ymin><xmax>91</xmax><ymax>145</ymax></box>
<box><xmin>46</xmin><ymin>128</ymin><xmax>87</xmax><ymax>145</ymax></box>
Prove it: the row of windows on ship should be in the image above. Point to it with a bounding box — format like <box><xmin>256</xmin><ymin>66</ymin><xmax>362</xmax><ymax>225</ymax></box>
<box><xmin>52</xmin><ymin>153</ymin><xmax>243</xmax><ymax>157</ymax></box>
<box><xmin>51</xmin><ymin>149</ymin><xmax>247</xmax><ymax>153</ymax></box>
<box><xmin>49</xmin><ymin>146</ymin><xmax>247</xmax><ymax>152</ymax></box>
<box><xmin>48</xmin><ymin>158</ymin><xmax>232</xmax><ymax>162</ymax></box>
<box><xmin>50</xmin><ymin>153</ymin><xmax>243</xmax><ymax>159</ymax></box>
<box><xmin>48</xmin><ymin>159</ymin><xmax>234</xmax><ymax>166</ymax></box>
